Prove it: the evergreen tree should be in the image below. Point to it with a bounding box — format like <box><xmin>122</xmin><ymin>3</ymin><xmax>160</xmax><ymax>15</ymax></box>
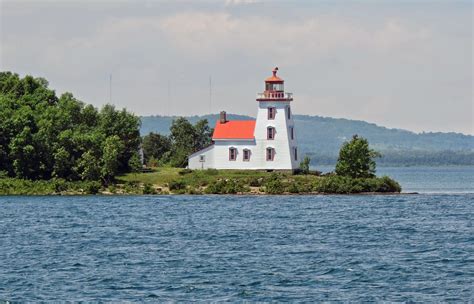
<box><xmin>335</xmin><ymin>135</ymin><xmax>380</xmax><ymax>178</ymax></box>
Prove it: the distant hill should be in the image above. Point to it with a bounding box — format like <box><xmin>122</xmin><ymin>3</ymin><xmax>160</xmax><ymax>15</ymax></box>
<box><xmin>140</xmin><ymin>114</ymin><xmax>474</xmax><ymax>166</ymax></box>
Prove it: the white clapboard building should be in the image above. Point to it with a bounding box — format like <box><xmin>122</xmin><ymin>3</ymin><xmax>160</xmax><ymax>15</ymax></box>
<box><xmin>188</xmin><ymin>67</ymin><xmax>299</xmax><ymax>171</ymax></box>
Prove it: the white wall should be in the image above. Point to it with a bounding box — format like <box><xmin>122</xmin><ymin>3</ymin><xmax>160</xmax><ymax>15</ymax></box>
<box><xmin>254</xmin><ymin>100</ymin><xmax>299</xmax><ymax>170</ymax></box>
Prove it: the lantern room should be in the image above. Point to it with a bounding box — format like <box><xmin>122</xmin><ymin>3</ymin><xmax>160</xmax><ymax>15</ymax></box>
<box><xmin>257</xmin><ymin>67</ymin><xmax>293</xmax><ymax>101</ymax></box>
<box><xmin>265</xmin><ymin>67</ymin><xmax>284</xmax><ymax>92</ymax></box>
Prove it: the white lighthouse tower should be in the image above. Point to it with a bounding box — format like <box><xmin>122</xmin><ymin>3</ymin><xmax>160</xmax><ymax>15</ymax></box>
<box><xmin>188</xmin><ymin>67</ymin><xmax>299</xmax><ymax>171</ymax></box>
<box><xmin>254</xmin><ymin>67</ymin><xmax>299</xmax><ymax>170</ymax></box>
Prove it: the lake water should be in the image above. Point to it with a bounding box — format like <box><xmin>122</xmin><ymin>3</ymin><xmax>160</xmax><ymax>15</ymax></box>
<box><xmin>1</xmin><ymin>167</ymin><xmax>473</xmax><ymax>301</ymax></box>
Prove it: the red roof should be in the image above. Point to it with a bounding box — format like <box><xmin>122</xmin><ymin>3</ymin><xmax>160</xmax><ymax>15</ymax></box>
<box><xmin>212</xmin><ymin>120</ymin><xmax>256</xmax><ymax>140</ymax></box>
<box><xmin>265</xmin><ymin>75</ymin><xmax>283</xmax><ymax>83</ymax></box>
<box><xmin>265</xmin><ymin>67</ymin><xmax>284</xmax><ymax>83</ymax></box>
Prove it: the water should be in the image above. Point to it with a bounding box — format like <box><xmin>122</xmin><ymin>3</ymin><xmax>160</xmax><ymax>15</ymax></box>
<box><xmin>1</xmin><ymin>167</ymin><xmax>473</xmax><ymax>301</ymax></box>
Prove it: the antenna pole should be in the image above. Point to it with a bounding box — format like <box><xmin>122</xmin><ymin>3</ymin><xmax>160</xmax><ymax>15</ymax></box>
<box><xmin>109</xmin><ymin>74</ymin><xmax>112</xmax><ymax>104</ymax></box>
<box><xmin>167</xmin><ymin>79</ymin><xmax>171</xmax><ymax>116</ymax></box>
<box><xmin>209</xmin><ymin>75</ymin><xmax>212</xmax><ymax>114</ymax></box>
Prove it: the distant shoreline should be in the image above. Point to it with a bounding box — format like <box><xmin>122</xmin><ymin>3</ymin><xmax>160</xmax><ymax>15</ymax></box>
<box><xmin>0</xmin><ymin>192</ymin><xmax>418</xmax><ymax>197</ymax></box>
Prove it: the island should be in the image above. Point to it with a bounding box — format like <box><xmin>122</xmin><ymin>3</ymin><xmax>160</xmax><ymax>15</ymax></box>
<box><xmin>0</xmin><ymin>72</ymin><xmax>401</xmax><ymax>195</ymax></box>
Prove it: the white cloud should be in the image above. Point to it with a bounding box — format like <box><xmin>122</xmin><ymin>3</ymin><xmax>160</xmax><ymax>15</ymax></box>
<box><xmin>1</xmin><ymin>3</ymin><xmax>471</xmax><ymax>134</ymax></box>
<box><xmin>157</xmin><ymin>12</ymin><xmax>430</xmax><ymax>63</ymax></box>
<box><xmin>225</xmin><ymin>0</ymin><xmax>259</xmax><ymax>6</ymax></box>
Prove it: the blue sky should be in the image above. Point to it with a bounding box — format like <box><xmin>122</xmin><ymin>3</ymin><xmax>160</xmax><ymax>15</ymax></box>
<box><xmin>1</xmin><ymin>0</ymin><xmax>472</xmax><ymax>134</ymax></box>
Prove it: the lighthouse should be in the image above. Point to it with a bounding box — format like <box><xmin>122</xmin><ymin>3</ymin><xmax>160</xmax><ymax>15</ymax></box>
<box><xmin>188</xmin><ymin>67</ymin><xmax>299</xmax><ymax>171</ymax></box>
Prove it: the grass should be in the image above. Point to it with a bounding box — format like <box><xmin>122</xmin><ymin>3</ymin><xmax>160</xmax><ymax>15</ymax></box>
<box><xmin>0</xmin><ymin>168</ymin><xmax>402</xmax><ymax>195</ymax></box>
<box><xmin>118</xmin><ymin>168</ymin><xmax>269</xmax><ymax>187</ymax></box>
<box><xmin>117</xmin><ymin>168</ymin><xmax>402</xmax><ymax>195</ymax></box>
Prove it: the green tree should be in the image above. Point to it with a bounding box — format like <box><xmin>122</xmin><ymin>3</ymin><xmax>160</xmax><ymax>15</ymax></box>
<box><xmin>101</xmin><ymin>135</ymin><xmax>124</xmax><ymax>183</ymax></box>
<box><xmin>76</xmin><ymin>151</ymin><xmax>101</xmax><ymax>181</ymax></box>
<box><xmin>142</xmin><ymin>132</ymin><xmax>171</xmax><ymax>165</ymax></box>
<box><xmin>169</xmin><ymin>117</ymin><xmax>197</xmax><ymax>167</ymax></box>
<box><xmin>193</xmin><ymin>119</ymin><xmax>213</xmax><ymax>151</ymax></box>
<box><xmin>335</xmin><ymin>135</ymin><xmax>380</xmax><ymax>178</ymax></box>
<box><xmin>0</xmin><ymin>72</ymin><xmax>141</xmax><ymax>182</ymax></box>
<box><xmin>52</xmin><ymin>147</ymin><xmax>73</xmax><ymax>179</ymax></box>
<box><xmin>128</xmin><ymin>151</ymin><xmax>142</xmax><ymax>173</ymax></box>
<box><xmin>168</xmin><ymin>117</ymin><xmax>212</xmax><ymax>168</ymax></box>
<box><xmin>299</xmin><ymin>156</ymin><xmax>311</xmax><ymax>174</ymax></box>
<box><xmin>9</xmin><ymin>126</ymin><xmax>37</xmax><ymax>179</ymax></box>
<box><xmin>99</xmin><ymin>104</ymin><xmax>141</xmax><ymax>172</ymax></box>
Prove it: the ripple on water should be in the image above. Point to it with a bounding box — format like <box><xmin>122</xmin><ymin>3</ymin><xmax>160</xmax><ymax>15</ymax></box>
<box><xmin>0</xmin><ymin>194</ymin><xmax>473</xmax><ymax>301</ymax></box>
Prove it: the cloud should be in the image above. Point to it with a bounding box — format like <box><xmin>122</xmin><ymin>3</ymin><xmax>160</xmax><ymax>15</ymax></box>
<box><xmin>158</xmin><ymin>12</ymin><xmax>430</xmax><ymax>63</ymax></box>
<box><xmin>225</xmin><ymin>0</ymin><xmax>259</xmax><ymax>6</ymax></box>
<box><xmin>1</xmin><ymin>3</ymin><xmax>470</xmax><ymax>134</ymax></box>
<box><xmin>4</xmin><ymin>10</ymin><xmax>429</xmax><ymax>74</ymax></box>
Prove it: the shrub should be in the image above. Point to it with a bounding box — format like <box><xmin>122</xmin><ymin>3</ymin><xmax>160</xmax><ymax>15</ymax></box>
<box><xmin>84</xmin><ymin>181</ymin><xmax>101</xmax><ymax>194</ymax></box>
<box><xmin>263</xmin><ymin>174</ymin><xmax>284</xmax><ymax>194</ymax></box>
<box><xmin>299</xmin><ymin>156</ymin><xmax>311</xmax><ymax>174</ymax></box>
<box><xmin>377</xmin><ymin>176</ymin><xmax>402</xmax><ymax>193</ymax></box>
<box><xmin>143</xmin><ymin>183</ymin><xmax>156</xmax><ymax>194</ymax></box>
<box><xmin>178</xmin><ymin>168</ymin><xmax>193</xmax><ymax>175</ymax></box>
<box><xmin>247</xmin><ymin>177</ymin><xmax>263</xmax><ymax>187</ymax></box>
<box><xmin>168</xmin><ymin>180</ymin><xmax>186</xmax><ymax>191</ymax></box>
<box><xmin>287</xmin><ymin>182</ymin><xmax>300</xmax><ymax>194</ymax></box>
<box><xmin>312</xmin><ymin>175</ymin><xmax>402</xmax><ymax>194</ymax></box>
<box><xmin>204</xmin><ymin>168</ymin><xmax>219</xmax><ymax>176</ymax></box>
<box><xmin>204</xmin><ymin>179</ymin><xmax>248</xmax><ymax>194</ymax></box>
<box><xmin>0</xmin><ymin>171</ymin><xmax>9</xmax><ymax>178</ymax></box>
<box><xmin>297</xmin><ymin>181</ymin><xmax>313</xmax><ymax>193</ymax></box>
<box><xmin>108</xmin><ymin>184</ymin><xmax>117</xmax><ymax>194</ymax></box>
<box><xmin>186</xmin><ymin>186</ymin><xmax>202</xmax><ymax>194</ymax></box>
<box><xmin>52</xmin><ymin>178</ymin><xmax>68</xmax><ymax>193</ymax></box>
<box><xmin>313</xmin><ymin>175</ymin><xmax>352</xmax><ymax>194</ymax></box>
<box><xmin>124</xmin><ymin>181</ymin><xmax>140</xmax><ymax>194</ymax></box>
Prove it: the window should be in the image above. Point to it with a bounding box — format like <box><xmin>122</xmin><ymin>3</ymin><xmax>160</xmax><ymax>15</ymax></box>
<box><xmin>243</xmin><ymin>149</ymin><xmax>251</xmax><ymax>161</ymax></box>
<box><xmin>290</xmin><ymin>126</ymin><xmax>294</xmax><ymax>140</ymax></box>
<box><xmin>267</xmin><ymin>107</ymin><xmax>276</xmax><ymax>120</ymax></box>
<box><xmin>294</xmin><ymin>147</ymin><xmax>298</xmax><ymax>161</ymax></box>
<box><xmin>287</xmin><ymin>106</ymin><xmax>291</xmax><ymax>119</ymax></box>
<box><xmin>199</xmin><ymin>155</ymin><xmax>205</xmax><ymax>162</ymax></box>
<box><xmin>265</xmin><ymin>83</ymin><xmax>284</xmax><ymax>91</ymax></box>
<box><xmin>266</xmin><ymin>148</ymin><xmax>275</xmax><ymax>161</ymax></box>
<box><xmin>229</xmin><ymin>148</ymin><xmax>237</xmax><ymax>161</ymax></box>
<box><xmin>267</xmin><ymin>127</ymin><xmax>275</xmax><ymax>140</ymax></box>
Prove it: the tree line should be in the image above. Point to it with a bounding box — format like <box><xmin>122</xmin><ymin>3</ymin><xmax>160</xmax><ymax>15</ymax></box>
<box><xmin>0</xmin><ymin>72</ymin><xmax>142</xmax><ymax>183</ymax></box>
<box><xmin>141</xmin><ymin>118</ymin><xmax>212</xmax><ymax>168</ymax></box>
<box><xmin>0</xmin><ymin>72</ymin><xmax>214</xmax><ymax>182</ymax></box>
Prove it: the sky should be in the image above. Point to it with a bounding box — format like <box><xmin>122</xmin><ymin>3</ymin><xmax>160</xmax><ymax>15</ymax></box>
<box><xmin>1</xmin><ymin>0</ymin><xmax>472</xmax><ymax>134</ymax></box>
